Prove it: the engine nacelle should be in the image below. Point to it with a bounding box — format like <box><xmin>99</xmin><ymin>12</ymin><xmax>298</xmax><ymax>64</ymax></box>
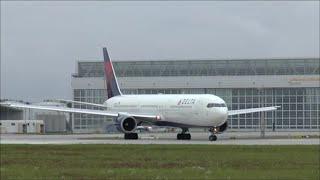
<box><xmin>115</xmin><ymin>114</ymin><xmax>137</xmax><ymax>133</ymax></box>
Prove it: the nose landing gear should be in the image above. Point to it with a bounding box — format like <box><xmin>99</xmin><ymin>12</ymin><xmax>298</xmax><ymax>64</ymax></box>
<box><xmin>209</xmin><ymin>127</ymin><xmax>218</xmax><ymax>141</ymax></box>
<box><xmin>177</xmin><ymin>128</ymin><xmax>191</xmax><ymax>140</ymax></box>
<box><xmin>209</xmin><ymin>134</ymin><xmax>217</xmax><ymax>141</ymax></box>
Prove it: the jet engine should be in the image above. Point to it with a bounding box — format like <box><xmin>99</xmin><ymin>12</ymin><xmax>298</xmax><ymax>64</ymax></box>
<box><xmin>115</xmin><ymin>114</ymin><xmax>137</xmax><ymax>133</ymax></box>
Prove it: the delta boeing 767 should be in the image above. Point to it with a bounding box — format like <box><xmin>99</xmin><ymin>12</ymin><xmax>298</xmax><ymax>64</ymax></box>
<box><xmin>1</xmin><ymin>47</ymin><xmax>280</xmax><ymax>141</ymax></box>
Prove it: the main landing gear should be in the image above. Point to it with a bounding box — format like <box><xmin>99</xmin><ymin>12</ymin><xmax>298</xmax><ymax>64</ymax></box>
<box><xmin>208</xmin><ymin>127</ymin><xmax>218</xmax><ymax>141</ymax></box>
<box><xmin>124</xmin><ymin>133</ymin><xmax>138</xmax><ymax>139</ymax></box>
<box><xmin>177</xmin><ymin>128</ymin><xmax>191</xmax><ymax>140</ymax></box>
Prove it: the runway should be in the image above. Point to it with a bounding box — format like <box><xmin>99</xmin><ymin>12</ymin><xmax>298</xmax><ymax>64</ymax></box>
<box><xmin>1</xmin><ymin>132</ymin><xmax>319</xmax><ymax>145</ymax></box>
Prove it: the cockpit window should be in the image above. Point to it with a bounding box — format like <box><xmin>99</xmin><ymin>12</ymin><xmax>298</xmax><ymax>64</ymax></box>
<box><xmin>207</xmin><ymin>103</ymin><xmax>226</xmax><ymax>108</ymax></box>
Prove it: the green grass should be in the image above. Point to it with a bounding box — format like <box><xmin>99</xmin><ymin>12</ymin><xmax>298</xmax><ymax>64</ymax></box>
<box><xmin>1</xmin><ymin>145</ymin><xmax>319</xmax><ymax>179</ymax></box>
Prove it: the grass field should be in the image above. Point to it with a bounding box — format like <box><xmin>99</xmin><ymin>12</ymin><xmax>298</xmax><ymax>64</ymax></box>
<box><xmin>1</xmin><ymin>144</ymin><xmax>319</xmax><ymax>179</ymax></box>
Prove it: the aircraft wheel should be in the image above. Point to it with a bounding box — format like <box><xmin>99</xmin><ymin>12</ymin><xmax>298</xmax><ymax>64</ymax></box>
<box><xmin>177</xmin><ymin>133</ymin><xmax>191</xmax><ymax>140</ymax></box>
<box><xmin>209</xmin><ymin>135</ymin><xmax>217</xmax><ymax>141</ymax></box>
<box><xmin>185</xmin><ymin>134</ymin><xmax>191</xmax><ymax>140</ymax></box>
<box><xmin>177</xmin><ymin>133</ymin><xmax>184</xmax><ymax>140</ymax></box>
<box><xmin>124</xmin><ymin>133</ymin><xmax>138</xmax><ymax>140</ymax></box>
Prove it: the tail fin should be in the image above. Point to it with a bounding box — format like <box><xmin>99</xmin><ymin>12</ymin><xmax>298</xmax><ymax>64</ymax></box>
<box><xmin>103</xmin><ymin>47</ymin><xmax>122</xmax><ymax>99</ymax></box>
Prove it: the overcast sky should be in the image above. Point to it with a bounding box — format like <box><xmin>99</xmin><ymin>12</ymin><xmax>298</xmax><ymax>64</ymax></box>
<box><xmin>1</xmin><ymin>1</ymin><xmax>319</xmax><ymax>102</ymax></box>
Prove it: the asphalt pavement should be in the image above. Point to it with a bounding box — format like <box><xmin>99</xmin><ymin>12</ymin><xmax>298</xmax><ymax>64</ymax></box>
<box><xmin>1</xmin><ymin>131</ymin><xmax>319</xmax><ymax>145</ymax></box>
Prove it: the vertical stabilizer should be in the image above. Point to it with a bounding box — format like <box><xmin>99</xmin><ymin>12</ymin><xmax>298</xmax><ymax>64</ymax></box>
<box><xmin>103</xmin><ymin>47</ymin><xmax>122</xmax><ymax>99</ymax></box>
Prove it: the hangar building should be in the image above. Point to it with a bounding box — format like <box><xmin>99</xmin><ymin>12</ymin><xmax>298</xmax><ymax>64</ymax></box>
<box><xmin>71</xmin><ymin>58</ymin><xmax>320</xmax><ymax>133</ymax></box>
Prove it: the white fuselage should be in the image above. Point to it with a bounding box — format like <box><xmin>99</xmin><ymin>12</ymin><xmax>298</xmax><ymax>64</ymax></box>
<box><xmin>104</xmin><ymin>94</ymin><xmax>228</xmax><ymax>127</ymax></box>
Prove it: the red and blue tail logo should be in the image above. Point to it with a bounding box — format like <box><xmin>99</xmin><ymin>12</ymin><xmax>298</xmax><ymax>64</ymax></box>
<box><xmin>103</xmin><ymin>47</ymin><xmax>122</xmax><ymax>99</ymax></box>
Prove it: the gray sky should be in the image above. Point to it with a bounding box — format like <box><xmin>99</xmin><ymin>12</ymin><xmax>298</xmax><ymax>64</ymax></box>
<box><xmin>1</xmin><ymin>1</ymin><xmax>319</xmax><ymax>102</ymax></box>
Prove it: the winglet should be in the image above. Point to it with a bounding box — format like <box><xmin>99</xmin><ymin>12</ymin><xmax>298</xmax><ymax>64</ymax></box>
<box><xmin>103</xmin><ymin>47</ymin><xmax>122</xmax><ymax>99</ymax></box>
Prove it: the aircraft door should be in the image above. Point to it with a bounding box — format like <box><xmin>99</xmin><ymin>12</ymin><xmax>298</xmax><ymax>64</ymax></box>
<box><xmin>159</xmin><ymin>99</ymin><xmax>170</xmax><ymax>119</ymax></box>
<box><xmin>159</xmin><ymin>104</ymin><xmax>165</xmax><ymax>116</ymax></box>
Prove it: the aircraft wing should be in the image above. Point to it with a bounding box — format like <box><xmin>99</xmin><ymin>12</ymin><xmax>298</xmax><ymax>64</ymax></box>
<box><xmin>0</xmin><ymin>102</ymin><xmax>159</xmax><ymax>122</ymax></box>
<box><xmin>53</xmin><ymin>99</ymin><xmax>107</xmax><ymax>108</ymax></box>
<box><xmin>1</xmin><ymin>102</ymin><xmax>117</xmax><ymax>117</ymax></box>
<box><xmin>228</xmin><ymin>106</ymin><xmax>280</xmax><ymax>116</ymax></box>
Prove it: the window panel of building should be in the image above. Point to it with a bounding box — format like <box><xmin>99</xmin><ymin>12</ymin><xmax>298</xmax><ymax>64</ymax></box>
<box><xmin>77</xmin><ymin>58</ymin><xmax>319</xmax><ymax>77</ymax></box>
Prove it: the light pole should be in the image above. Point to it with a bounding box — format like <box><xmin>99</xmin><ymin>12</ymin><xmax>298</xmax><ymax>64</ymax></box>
<box><xmin>259</xmin><ymin>87</ymin><xmax>265</xmax><ymax>138</ymax></box>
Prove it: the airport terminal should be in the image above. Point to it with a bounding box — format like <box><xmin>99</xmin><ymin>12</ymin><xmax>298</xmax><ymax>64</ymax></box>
<box><xmin>1</xmin><ymin>57</ymin><xmax>319</xmax><ymax>133</ymax></box>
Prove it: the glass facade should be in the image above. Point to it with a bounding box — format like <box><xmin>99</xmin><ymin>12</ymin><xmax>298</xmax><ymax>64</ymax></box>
<box><xmin>76</xmin><ymin>58</ymin><xmax>319</xmax><ymax>77</ymax></box>
<box><xmin>73</xmin><ymin>87</ymin><xmax>319</xmax><ymax>131</ymax></box>
<box><xmin>73</xmin><ymin>89</ymin><xmax>111</xmax><ymax>131</ymax></box>
<box><xmin>73</xmin><ymin>58</ymin><xmax>319</xmax><ymax>132</ymax></box>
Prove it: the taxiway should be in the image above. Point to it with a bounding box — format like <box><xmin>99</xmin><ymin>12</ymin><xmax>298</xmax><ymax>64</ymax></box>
<box><xmin>0</xmin><ymin>131</ymin><xmax>319</xmax><ymax>145</ymax></box>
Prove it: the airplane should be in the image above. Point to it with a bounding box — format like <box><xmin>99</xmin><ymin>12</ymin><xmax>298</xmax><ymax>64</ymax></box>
<box><xmin>0</xmin><ymin>47</ymin><xmax>280</xmax><ymax>141</ymax></box>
